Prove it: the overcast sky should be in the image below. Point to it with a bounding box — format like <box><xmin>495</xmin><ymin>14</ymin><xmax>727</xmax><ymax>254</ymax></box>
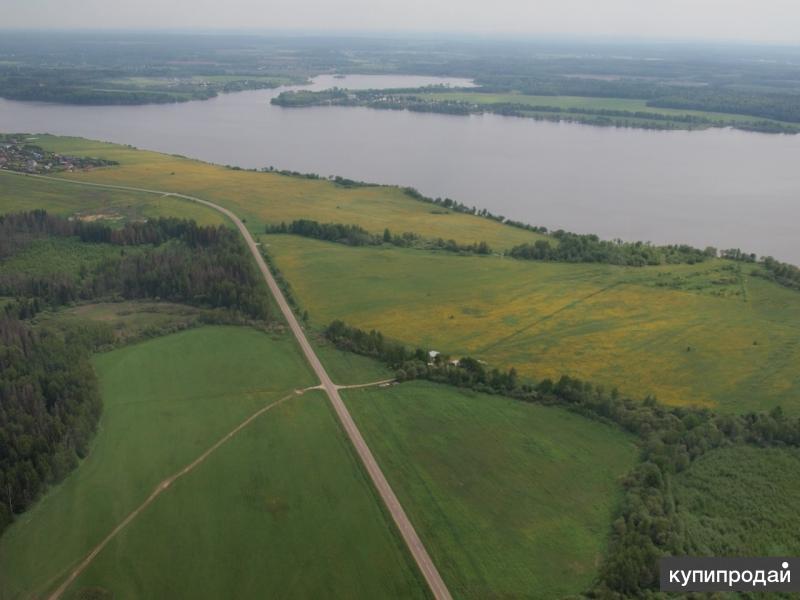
<box><xmin>4</xmin><ymin>0</ymin><xmax>800</xmax><ymax>44</ymax></box>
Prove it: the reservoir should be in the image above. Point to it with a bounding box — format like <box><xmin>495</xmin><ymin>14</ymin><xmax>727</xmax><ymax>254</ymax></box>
<box><xmin>1</xmin><ymin>74</ymin><xmax>798</xmax><ymax>263</ymax></box>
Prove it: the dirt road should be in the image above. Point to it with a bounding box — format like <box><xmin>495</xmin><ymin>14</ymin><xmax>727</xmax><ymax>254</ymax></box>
<box><xmin>8</xmin><ymin>171</ymin><xmax>453</xmax><ymax>600</ymax></box>
<box><xmin>46</xmin><ymin>389</ymin><xmax>306</xmax><ymax>600</ymax></box>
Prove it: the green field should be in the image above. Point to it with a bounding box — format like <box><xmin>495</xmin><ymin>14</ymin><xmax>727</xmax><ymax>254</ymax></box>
<box><xmin>312</xmin><ymin>335</ymin><xmax>395</xmax><ymax>385</ymax></box>
<box><xmin>0</xmin><ymin>327</ymin><xmax>427</xmax><ymax>599</ymax></box>
<box><xmin>419</xmin><ymin>91</ymin><xmax>795</xmax><ymax>127</ymax></box>
<box><xmin>343</xmin><ymin>381</ymin><xmax>637</xmax><ymax>598</ymax></box>
<box><xmin>20</xmin><ymin>135</ymin><xmax>546</xmax><ymax>251</ymax></box>
<box><xmin>674</xmin><ymin>445</ymin><xmax>800</xmax><ymax>556</ymax></box>
<box><xmin>0</xmin><ymin>170</ymin><xmax>225</xmax><ymax>226</ymax></box>
<box><xmin>266</xmin><ymin>235</ymin><xmax>800</xmax><ymax>413</ymax></box>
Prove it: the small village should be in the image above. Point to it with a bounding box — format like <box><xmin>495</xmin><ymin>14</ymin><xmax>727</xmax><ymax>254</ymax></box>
<box><xmin>0</xmin><ymin>135</ymin><xmax>117</xmax><ymax>174</ymax></box>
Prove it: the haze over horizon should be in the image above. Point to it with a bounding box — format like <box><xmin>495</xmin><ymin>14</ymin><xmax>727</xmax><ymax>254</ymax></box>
<box><xmin>4</xmin><ymin>0</ymin><xmax>800</xmax><ymax>45</ymax></box>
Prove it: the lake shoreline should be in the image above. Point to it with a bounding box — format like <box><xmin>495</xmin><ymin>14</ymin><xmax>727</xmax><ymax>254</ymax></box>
<box><xmin>1</xmin><ymin>74</ymin><xmax>797</xmax><ymax>263</ymax></box>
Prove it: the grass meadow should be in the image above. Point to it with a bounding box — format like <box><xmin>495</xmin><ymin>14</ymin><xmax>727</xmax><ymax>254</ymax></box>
<box><xmin>0</xmin><ymin>327</ymin><xmax>427</xmax><ymax>599</ymax></box>
<box><xmin>35</xmin><ymin>301</ymin><xmax>211</xmax><ymax>342</ymax></box>
<box><xmin>311</xmin><ymin>335</ymin><xmax>395</xmax><ymax>385</ymax></box>
<box><xmin>27</xmin><ymin>135</ymin><xmax>546</xmax><ymax>251</ymax></box>
<box><xmin>0</xmin><ymin>169</ymin><xmax>225</xmax><ymax>226</ymax></box>
<box><xmin>343</xmin><ymin>381</ymin><xmax>637</xmax><ymax>599</ymax></box>
<box><xmin>267</xmin><ymin>235</ymin><xmax>800</xmax><ymax>413</ymax></box>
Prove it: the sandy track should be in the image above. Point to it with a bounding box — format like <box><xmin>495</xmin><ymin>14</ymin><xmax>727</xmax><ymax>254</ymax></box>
<box><xmin>8</xmin><ymin>171</ymin><xmax>452</xmax><ymax>600</ymax></box>
<box><xmin>336</xmin><ymin>378</ymin><xmax>397</xmax><ymax>390</ymax></box>
<box><xmin>46</xmin><ymin>389</ymin><xmax>307</xmax><ymax>600</ymax></box>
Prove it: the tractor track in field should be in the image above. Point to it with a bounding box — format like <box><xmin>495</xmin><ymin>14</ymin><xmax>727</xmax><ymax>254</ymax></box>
<box><xmin>5</xmin><ymin>171</ymin><xmax>452</xmax><ymax>600</ymax></box>
<box><xmin>46</xmin><ymin>387</ymin><xmax>311</xmax><ymax>600</ymax></box>
<box><xmin>478</xmin><ymin>281</ymin><xmax>622</xmax><ymax>353</ymax></box>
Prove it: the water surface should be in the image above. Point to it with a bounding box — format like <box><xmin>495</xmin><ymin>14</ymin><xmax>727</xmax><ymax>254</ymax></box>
<box><xmin>1</xmin><ymin>74</ymin><xmax>797</xmax><ymax>262</ymax></box>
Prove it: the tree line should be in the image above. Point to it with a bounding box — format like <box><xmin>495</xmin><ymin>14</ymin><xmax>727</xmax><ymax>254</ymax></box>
<box><xmin>266</xmin><ymin>217</ymin><xmax>800</xmax><ymax>280</ymax></box>
<box><xmin>509</xmin><ymin>233</ymin><xmax>715</xmax><ymax>266</ymax></box>
<box><xmin>512</xmin><ymin>231</ymin><xmax>713</xmax><ymax>266</ymax></box>
<box><xmin>0</xmin><ymin>318</ymin><xmax>105</xmax><ymax>538</ymax></box>
<box><xmin>324</xmin><ymin>319</ymin><xmax>800</xmax><ymax>597</ymax></box>
<box><xmin>1</xmin><ymin>211</ymin><xmax>271</xmax><ymax>319</ymax></box>
<box><xmin>717</xmin><ymin>247</ymin><xmax>800</xmax><ymax>293</ymax></box>
<box><xmin>758</xmin><ymin>256</ymin><xmax>800</xmax><ymax>291</ymax></box>
<box><xmin>473</xmin><ymin>74</ymin><xmax>800</xmax><ymax>125</ymax></box>
<box><xmin>265</xmin><ymin>219</ymin><xmax>492</xmax><ymax>255</ymax></box>
<box><xmin>1</xmin><ymin>209</ymin><xmax>230</xmax><ymax>254</ymax></box>
<box><xmin>650</xmin><ymin>89</ymin><xmax>800</xmax><ymax>125</ymax></box>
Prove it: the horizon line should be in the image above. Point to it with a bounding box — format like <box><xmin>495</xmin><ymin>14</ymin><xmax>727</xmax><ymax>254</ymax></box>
<box><xmin>1</xmin><ymin>27</ymin><xmax>799</xmax><ymax>48</ymax></box>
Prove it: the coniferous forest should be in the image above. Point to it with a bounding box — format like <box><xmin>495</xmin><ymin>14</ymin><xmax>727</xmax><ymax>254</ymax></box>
<box><xmin>1</xmin><ymin>210</ymin><xmax>271</xmax><ymax>320</ymax></box>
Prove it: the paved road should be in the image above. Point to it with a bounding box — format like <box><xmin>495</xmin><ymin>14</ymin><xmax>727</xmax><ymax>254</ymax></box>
<box><xmin>7</xmin><ymin>171</ymin><xmax>453</xmax><ymax>600</ymax></box>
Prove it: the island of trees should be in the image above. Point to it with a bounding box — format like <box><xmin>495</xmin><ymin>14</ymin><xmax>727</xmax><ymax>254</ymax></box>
<box><xmin>272</xmin><ymin>87</ymin><xmax>800</xmax><ymax>134</ymax></box>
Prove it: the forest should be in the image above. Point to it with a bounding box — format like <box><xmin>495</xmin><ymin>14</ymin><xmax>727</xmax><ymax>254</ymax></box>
<box><xmin>0</xmin><ymin>211</ymin><xmax>271</xmax><ymax>319</ymax></box>
<box><xmin>3</xmin><ymin>31</ymin><xmax>800</xmax><ymax>128</ymax></box>
<box><xmin>0</xmin><ymin>318</ymin><xmax>104</xmax><ymax>538</ymax></box>
<box><xmin>0</xmin><ymin>33</ymin><xmax>301</xmax><ymax>105</ymax></box>
<box><xmin>324</xmin><ymin>319</ymin><xmax>800</xmax><ymax>596</ymax></box>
